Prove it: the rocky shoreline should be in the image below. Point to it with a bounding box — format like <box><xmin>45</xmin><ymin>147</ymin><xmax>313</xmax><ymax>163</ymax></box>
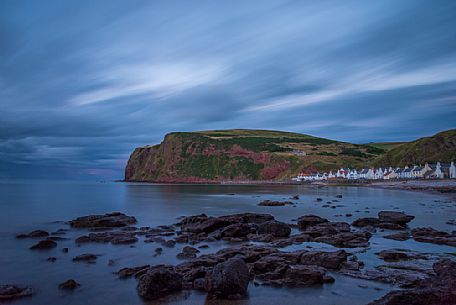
<box><xmin>369</xmin><ymin>180</ymin><xmax>456</xmax><ymax>199</ymax></box>
<box><xmin>4</xmin><ymin>207</ymin><xmax>456</xmax><ymax>304</ymax></box>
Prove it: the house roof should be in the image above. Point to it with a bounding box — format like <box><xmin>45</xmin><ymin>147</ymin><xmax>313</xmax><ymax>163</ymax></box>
<box><xmin>423</xmin><ymin>170</ymin><xmax>433</xmax><ymax>176</ymax></box>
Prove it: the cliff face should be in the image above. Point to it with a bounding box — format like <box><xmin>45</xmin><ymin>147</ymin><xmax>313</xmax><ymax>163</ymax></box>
<box><xmin>124</xmin><ymin>129</ymin><xmax>382</xmax><ymax>182</ymax></box>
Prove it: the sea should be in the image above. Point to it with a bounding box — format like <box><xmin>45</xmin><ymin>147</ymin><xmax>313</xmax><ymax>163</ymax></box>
<box><xmin>1</xmin><ymin>180</ymin><xmax>455</xmax><ymax>305</ymax></box>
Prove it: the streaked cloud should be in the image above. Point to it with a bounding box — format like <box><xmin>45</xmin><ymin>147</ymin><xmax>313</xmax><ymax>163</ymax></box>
<box><xmin>0</xmin><ymin>0</ymin><xmax>455</xmax><ymax>180</ymax></box>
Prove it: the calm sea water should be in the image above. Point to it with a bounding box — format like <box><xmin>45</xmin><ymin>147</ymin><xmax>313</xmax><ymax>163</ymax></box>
<box><xmin>1</xmin><ymin>180</ymin><xmax>455</xmax><ymax>305</ymax></box>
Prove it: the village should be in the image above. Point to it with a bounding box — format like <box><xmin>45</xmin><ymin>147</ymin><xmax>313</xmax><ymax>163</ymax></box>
<box><xmin>292</xmin><ymin>161</ymin><xmax>456</xmax><ymax>181</ymax></box>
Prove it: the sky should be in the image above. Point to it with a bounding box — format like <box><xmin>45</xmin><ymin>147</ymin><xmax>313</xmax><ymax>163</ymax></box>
<box><xmin>1</xmin><ymin>0</ymin><xmax>456</xmax><ymax>180</ymax></box>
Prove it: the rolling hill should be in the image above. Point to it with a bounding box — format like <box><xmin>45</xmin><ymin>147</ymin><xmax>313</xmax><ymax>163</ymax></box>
<box><xmin>374</xmin><ymin>129</ymin><xmax>456</xmax><ymax>167</ymax></box>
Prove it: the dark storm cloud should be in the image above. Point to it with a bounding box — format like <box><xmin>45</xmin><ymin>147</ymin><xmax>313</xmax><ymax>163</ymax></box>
<box><xmin>1</xmin><ymin>0</ymin><xmax>455</xmax><ymax>180</ymax></box>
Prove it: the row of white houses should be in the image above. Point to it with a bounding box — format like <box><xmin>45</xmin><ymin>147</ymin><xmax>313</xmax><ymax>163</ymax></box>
<box><xmin>293</xmin><ymin>162</ymin><xmax>456</xmax><ymax>181</ymax></box>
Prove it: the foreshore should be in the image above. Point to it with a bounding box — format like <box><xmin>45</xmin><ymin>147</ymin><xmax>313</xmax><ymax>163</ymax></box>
<box><xmin>369</xmin><ymin>179</ymin><xmax>456</xmax><ymax>199</ymax></box>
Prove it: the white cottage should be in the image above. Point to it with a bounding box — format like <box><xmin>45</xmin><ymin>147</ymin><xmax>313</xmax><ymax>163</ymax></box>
<box><xmin>348</xmin><ymin>169</ymin><xmax>359</xmax><ymax>180</ymax></box>
<box><xmin>374</xmin><ymin>168</ymin><xmax>384</xmax><ymax>180</ymax></box>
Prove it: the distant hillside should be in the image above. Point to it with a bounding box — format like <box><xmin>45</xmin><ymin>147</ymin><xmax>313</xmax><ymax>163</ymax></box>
<box><xmin>374</xmin><ymin>129</ymin><xmax>456</xmax><ymax>167</ymax></box>
<box><xmin>125</xmin><ymin>129</ymin><xmax>385</xmax><ymax>182</ymax></box>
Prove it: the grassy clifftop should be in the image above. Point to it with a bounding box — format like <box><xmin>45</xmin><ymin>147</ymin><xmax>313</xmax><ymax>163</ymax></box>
<box><xmin>125</xmin><ymin>129</ymin><xmax>384</xmax><ymax>182</ymax></box>
<box><xmin>374</xmin><ymin>129</ymin><xmax>456</xmax><ymax>167</ymax></box>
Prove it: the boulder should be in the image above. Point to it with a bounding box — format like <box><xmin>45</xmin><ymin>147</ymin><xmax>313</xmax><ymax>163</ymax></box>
<box><xmin>69</xmin><ymin>212</ymin><xmax>137</xmax><ymax>228</ymax></box>
<box><xmin>221</xmin><ymin>223</ymin><xmax>252</xmax><ymax>238</ymax></box>
<box><xmin>257</xmin><ymin>220</ymin><xmax>291</xmax><ymax>238</ymax></box>
<box><xmin>297</xmin><ymin>215</ymin><xmax>329</xmax><ymax>230</ymax></box>
<box><xmin>0</xmin><ymin>285</ymin><xmax>33</xmax><ymax>300</ymax></box>
<box><xmin>352</xmin><ymin>217</ymin><xmax>380</xmax><ymax>227</ymax></box>
<box><xmin>16</xmin><ymin>230</ymin><xmax>49</xmax><ymax>239</ymax></box>
<box><xmin>315</xmin><ymin>231</ymin><xmax>371</xmax><ymax>248</ymax></box>
<box><xmin>182</xmin><ymin>217</ymin><xmax>231</xmax><ymax>234</ymax></box>
<box><xmin>301</xmin><ymin>250</ymin><xmax>348</xmax><ymax>270</ymax></box>
<box><xmin>207</xmin><ymin>258</ymin><xmax>250</xmax><ymax>300</ymax></box>
<box><xmin>30</xmin><ymin>239</ymin><xmax>57</xmax><ymax>250</ymax></box>
<box><xmin>378</xmin><ymin>211</ymin><xmax>414</xmax><ymax>225</ymax></box>
<box><xmin>220</xmin><ymin>213</ymin><xmax>274</xmax><ymax>224</ymax></box>
<box><xmin>368</xmin><ymin>259</ymin><xmax>456</xmax><ymax>305</ymax></box>
<box><xmin>258</xmin><ymin>200</ymin><xmax>293</xmax><ymax>206</ymax></box>
<box><xmin>75</xmin><ymin>231</ymin><xmax>138</xmax><ymax>245</ymax></box>
<box><xmin>73</xmin><ymin>253</ymin><xmax>98</xmax><ymax>262</ymax></box>
<box><xmin>116</xmin><ymin>265</ymin><xmax>150</xmax><ymax>279</ymax></box>
<box><xmin>283</xmin><ymin>265</ymin><xmax>334</xmax><ymax>287</ymax></box>
<box><xmin>58</xmin><ymin>279</ymin><xmax>80</xmax><ymax>290</ymax></box>
<box><xmin>384</xmin><ymin>231</ymin><xmax>410</xmax><ymax>241</ymax></box>
<box><xmin>137</xmin><ymin>265</ymin><xmax>183</xmax><ymax>300</ymax></box>
<box><xmin>411</xmin><ymin>227</ymin><xmax>456</xmax><ymax>247</ymax></box>
<box><xmin>377</xmin><ymin>250</ymin><xmax>411</xmax><ymax>262</ymax></box>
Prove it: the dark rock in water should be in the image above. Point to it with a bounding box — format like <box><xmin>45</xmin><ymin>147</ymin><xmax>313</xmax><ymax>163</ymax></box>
<box><xmin>301</xmin><ymin>221</ymin><xmax>350</xmax><ymax>237</ymax></box>
<box><xmin>177</xmin><ymin>252</ymin><xmax>197</xmax><ymax>260</ymax></box>
<box><xmin>58</xmin><ymin>279</ymin><xmax>80</xmax><ymax>290</ymax></box>
<box><xmin>0</xmin><ymin>285</ymin><xmax>33</xmax><ymax>300</ymax></box>
<box><xmin>291</xmin><ymin>195</ymin><xmax>300</xmax><ymax>200</ymax></box>
<box><xmin>218</xmin><ymin>213</ymin><xmax>275</xmax><ymax>224</ymax></box>
<box><xmin>178</xmin><ymin>213</ymin><xmax>274</xmax><ymax>236</ymax></box>
<box><xmin>221</xmin><ymin>223</ymin><xmax>253</xmax><ymax>238</ymax></box>
<box><xmin>161</xmin><ymin>240</ymin><xmax>176</xmax><ymax>248</ymax></box>
<box><xmin>377</xmin><ymin>250</ymin><xmax>412</xmax><ymax>262</ymax></box>
<box><xmin>177</xmin><ymin>246</ymin><xmax>200</xmax><ymax>259</ymax></box>
<box><xmin>282</xmin><ymin>265</ymin><xmax>334</xmax><ymax>287</ymax></box>
<box><xmin>368</xmin><ymin>259</ymin><xmax>456</xmax><ymax>305</ymax></box>
<box><xmin>155</xmin><ymin>247</ymin><xmax>163</xmax><ymax>254</ymax></box>
<box><xmin>316</xmin><ymin>198</ymin><xmax>323</xmax><ymax>202</ymax></box>
<box><xmin>47</xmin><ymin>257</ymin><xmax>57</xmax><ymax>262</ymax></box>
<box><xmin>378</xmin><ymin>222</ymin><xmax>407</xmax><ymax>230</ymax></box>
<box><xmin>257</xmin><ymin>220</ymin><xmax>291</xmax><ymax>238</ymax></box>
<box><xmin>352</xmin><ymin>212</ymin><xmax>414</xmax><ymax>231</ymax></box>
<box><xmin>193</xmin><ymin>278</ymin><xmax>206</xmax><ymax>290</ymax></box>
<box><xmin>180</xmin><ymin>215</ymin><xmax>231</xmax><ymax>234</ymax></box>
<box><xmin>336</xmin><ymin>195</ymin><xmax>343</xmax><ymax>198</ymax></box>
<box><xmin>352</xmin><ymin>217</ymin><xmax>380</xmax><ymax>227</ymax></box>
<box><xmin>301</xmin><ymin>250</ymin><xmax>348</xmax><ymax>270</ymax></box>
<box><xmin>16</xmin><ymin>230</ymin><xmax>49</xmax><ymax>239</ymax></box>
<box><xmin>258</xmin><ymin>200</ymin><xmax>293</xmax><ymax>207</ymax></box>
<box><xmin>75</xmin><ymin>231</ymin><xmax>138</xmax><ymax>245</ymax></box>
<box><xmin>315</xmin><ymin>231</ymin><xmax>371</xmax><ymax>248</ymax></box>
<box><xmin>69</xmin><ymin>212</ymin><xmax>137</xmax><ymax>228</ymax></box>
<box><xmin>136</xmin><ymin>265</ymin><xmax>183</xmax><ymax>300</ymax></box>
<box><xmin>384</xmin><ymin>231</ymin><xmax>410</xmax><ymax>241</ymax></box>
<box><xmin>297</xmin><ymin>215</ymin><xmax>329</xmax><ymax>230</ymax></box>
<box><xmin>207</xmin><ymin>258</ymin><xmax>250</xmax><ymax>300</ymax></box>
<box><xmin>182</xmin><ymin>246</ymin><xmax>200</xmax><ymax>254</ymax></box>
<box><xmin>378</xmin><ymin>211</ymin><xmax>414</xmax><ymax>225</ymax></box>
<box><xmin>73</xmin><ymin>253</ymin><xmax>98</xmax><ymax>262</ymax></box>
<box><xmin>30</xmin><ymin>239</ymin><xmax>57</xmax><ymax>250</ymax></box>
<box><xmin>116</xmin><ymin>265</ymin><xmax>150</xmax><ymax>279</ymax></box>
<box><xmin>411</xmin><ymin>227</ymin><xmax>456</xmax><ymax>247</ymax></box>
<box><xmin>62</xmin><ymin>247</ymin><xmax>69</xmax><ymax>253</ymax></box>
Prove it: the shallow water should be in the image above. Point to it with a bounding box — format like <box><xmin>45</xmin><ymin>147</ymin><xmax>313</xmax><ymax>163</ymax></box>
<box><xmin>1</xmin><ymin>180</ymin><xmax>455</xmax><ymax>305</ymax></box>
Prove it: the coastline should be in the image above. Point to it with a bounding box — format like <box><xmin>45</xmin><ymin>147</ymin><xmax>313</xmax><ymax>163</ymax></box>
<box><xmin>368</xmin><ymin>179</ymin><xmax>456</xmax><ymax>200</ymax></box>
<box><xmin>119</xmin><ymin>179</ymin><xmax>456</xmax><ymax>196</ymax></box>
